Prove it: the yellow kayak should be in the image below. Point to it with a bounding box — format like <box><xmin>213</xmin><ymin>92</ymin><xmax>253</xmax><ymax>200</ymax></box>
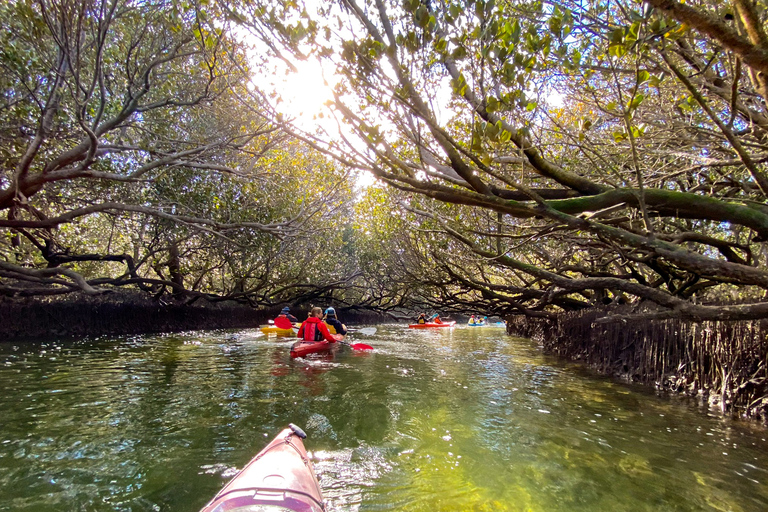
<box><xmin>260</xmin><ymin>325</ymin><xmax>297</xmax><ymax>337</ymax></box>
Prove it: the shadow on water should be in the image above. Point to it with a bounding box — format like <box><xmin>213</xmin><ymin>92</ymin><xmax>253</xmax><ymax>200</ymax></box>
<box><xmin>0</xmin><ymin>325</ymin><xmax>766</xmax><ymax>511</ymax></box>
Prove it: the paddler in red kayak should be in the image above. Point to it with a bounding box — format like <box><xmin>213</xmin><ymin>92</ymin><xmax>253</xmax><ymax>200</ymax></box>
<box><xmin>323</xmin><ymin>307</ymin><xmax>347</xmax><ymax>335</ymax></box>
<box><xmin>416</xmin><ymin>312</ymin><xmax>427</xmax><ymax>324</ymax></box>
<box><xmin>297</xmin><ymin>307</ymin><xmax>339</xmax><ymax>342</ymax></box>
<box><xmin>274</xmin><ymin>306</ymin><xmax>299</xmax><ymax>329</ymax></box>
<box><xmin>430</xmin><ymin>313</ymin><xmax>443</xmax><ymax>324</ymax></box>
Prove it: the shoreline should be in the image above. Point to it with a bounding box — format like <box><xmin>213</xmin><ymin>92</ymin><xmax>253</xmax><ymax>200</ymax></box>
<box><xmin>0</xmin><ymin>293</ymin><xmax>393</xmax><ymax>341</ymax></box>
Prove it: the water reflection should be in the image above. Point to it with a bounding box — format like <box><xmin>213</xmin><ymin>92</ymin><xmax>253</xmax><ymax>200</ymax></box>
<box><xmin>0</xmin><ymin>326</ymin><xmax>766</xmax><ymax>511</ymax></box>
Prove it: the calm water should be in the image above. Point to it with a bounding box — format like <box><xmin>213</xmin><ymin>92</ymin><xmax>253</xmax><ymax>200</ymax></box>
<box><xmin>0</xmin><ymin>325</ymin><xmax>766</xmax><ymax>511</ymax></box>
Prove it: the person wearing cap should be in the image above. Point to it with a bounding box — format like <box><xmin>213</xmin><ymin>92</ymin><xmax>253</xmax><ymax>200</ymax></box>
<box><xmin>274</xmin><ymin>307</ymin><xmax>299</xmax><ymax>329</ymax></box>
<box><xmin>323</xmin><ymin>307</ymin><xmax>347</xmax><ymax>335</ymax></box>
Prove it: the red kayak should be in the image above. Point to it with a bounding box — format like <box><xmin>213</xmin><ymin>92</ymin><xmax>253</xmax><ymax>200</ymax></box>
<box><xmin>290</xmin><ymin>335</ymin><xmax>344</xmax><ymax>358</ymax></box>
<box><xmin>408</xmin><ymin>321</ymin><xmax>457</xmax><ymax>329</ymax></box>
<box><xmin>200</xmin><ymin>424</ymin><xmax>324</xmax><ymax>512</ymax></box>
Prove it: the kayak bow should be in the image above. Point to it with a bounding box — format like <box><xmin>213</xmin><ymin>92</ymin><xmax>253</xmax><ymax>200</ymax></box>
<box><xmin>200</xmin><ymin>424</ymin><xmax>324</xmax><ymax>512</ymax></box>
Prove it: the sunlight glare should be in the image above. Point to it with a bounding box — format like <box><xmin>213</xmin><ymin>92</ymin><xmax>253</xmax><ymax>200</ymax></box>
<box><xmin>355</xmin><ymin>171</ymin><xmax>377</xmax><ymax>190</ymax></box>
<box><xmin>547</xmin><ymin>90</ymin><xmax>565</xmax><ymax>108</ymax></box>
<box><xmin>267</xmin><ymin>58</ymin><xmax>338</xmax><ymax>132</ymax></box>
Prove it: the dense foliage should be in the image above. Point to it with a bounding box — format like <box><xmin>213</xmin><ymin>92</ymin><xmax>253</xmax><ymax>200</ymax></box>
<box><xmin>239</xmin><ymin>0</ymin><xmax>768</xmax><ymax>321</ymax></box>
<box><xmin>4</xmin><ymin>0</ymin><xmax>768</xmax><ymax>324</ymax></box>
<box><xmin>0</xmin><ymin>0</ymin><xmax>362</xmax><ymax>307</ymax></box>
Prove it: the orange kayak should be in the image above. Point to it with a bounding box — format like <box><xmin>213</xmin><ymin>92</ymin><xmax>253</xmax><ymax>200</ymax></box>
<box><xmin>408</xmin><ymin>321</ymin><xmax>456</xmax><ymax>329</ymax></box>
<box><xmin>199</xmin><ymin>424</ymin><xmax>324</xmax><ymax>512</ymax></box>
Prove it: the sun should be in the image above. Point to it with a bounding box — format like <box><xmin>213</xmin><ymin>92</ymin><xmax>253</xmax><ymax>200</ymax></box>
<box><xmin>273</xmin><ymin>59</ymin><xmax>336</xmax><ymax>127</ymax></box>
<box><xmin>252</xmin><ymin>52</ymin><xmax>341</xmax><ymax>137</ymax></box>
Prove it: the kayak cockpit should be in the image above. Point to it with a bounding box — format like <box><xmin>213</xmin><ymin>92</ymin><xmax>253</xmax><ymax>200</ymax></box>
<box><xmin>200</xmin><ymin>426</ymin><xmax>324</xmax><ymax>512</ymax></box>
<box><xmin>204</xmin><ymin>489</ymin><xmax>324</xmax><ymax>512</ymax></box>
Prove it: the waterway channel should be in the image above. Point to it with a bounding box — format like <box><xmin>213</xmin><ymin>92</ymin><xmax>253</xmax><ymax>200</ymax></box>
<box><xmin>0</xmin><ymin>324</ymin><xmax>766</xmax><ymax>511</ymax></box>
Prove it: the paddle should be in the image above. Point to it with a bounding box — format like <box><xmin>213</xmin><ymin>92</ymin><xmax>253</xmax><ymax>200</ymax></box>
<box><xmin>340</xmin><ymin>340</ymin><xmax>373</xmax><ymax>351</ymax></box>
<box><xmin>346</xmin><ymin>327</ymin><xmax>377</xmax><ymax>335</ymax></box>
<box><xmin>337</xmin><ymin>326</ymin><xmax>375</xmax><ymax>351</ymax></box>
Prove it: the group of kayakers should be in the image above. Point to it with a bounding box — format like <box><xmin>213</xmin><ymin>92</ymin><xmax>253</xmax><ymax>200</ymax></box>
<box><xmin>415</xmin><ymin>312</ymin><xmax>443</xmax><ymax>324</ymax></box>
<box><xmin>468</xmin><ymin>315</ymin><xmax>488</xmax><ymax>325</ymax></box>
<box><xmin>275</xmin><ymin>306</ymin><xmax>348</xmax><ymax>342</ymax></box>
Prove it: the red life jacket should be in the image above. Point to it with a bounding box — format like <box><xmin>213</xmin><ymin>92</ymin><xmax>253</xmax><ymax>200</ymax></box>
<box><xmin>298</xmin><ymin>317</ymin><xmax>334</xmax><ymax>342</ymax></box>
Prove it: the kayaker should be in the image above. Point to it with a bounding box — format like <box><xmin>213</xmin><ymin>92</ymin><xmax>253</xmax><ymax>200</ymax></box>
<box><xmin>469</xmin><ymin>315</ymin><xmax>476</xmax><ymax>325</ymax></box>
<box><xmin>323</xmin><ymin>307</ymin><xmax>347</xmax><ymax>335</ymax></box>
<box><xmin>297</xmin><ymin>307</ymin><xmax>338</xmax><ymax>342</ymax></box>
<box><xmin>431</xmin><ymin>313</ymin><xmax>443</xmax><ymax>324</ymax></box>
<box><xmin>274</xmin><ymin>306</ymin><xmax>299</xmax><ymax>329</ymax></box>
<box><xmin>416</xmin><ymin>313</ymin><xmax>427</xmax><ymax>324</ymax></box>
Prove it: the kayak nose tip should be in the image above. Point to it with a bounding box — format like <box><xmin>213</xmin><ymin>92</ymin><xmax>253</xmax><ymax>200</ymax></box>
<box><xmin>289</xmin><ymin>423</ymin><xmax>307</xmax><ymax>439</ymax></box>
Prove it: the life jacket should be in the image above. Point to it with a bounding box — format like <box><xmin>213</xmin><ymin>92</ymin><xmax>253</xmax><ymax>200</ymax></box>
<box><xmin>417</xmin><ymin>316</ymin><xmax>426</xmax><ymax>324</ymax></box>
<box><xmin>299</xmin><ymin>317</ymin><xmax>330</xmax><ymax>342</ymax></box>
<box><xmin>274</xmin><ymin>315</ymin><xmax>293</xmax><ymax>329</ymax></box>
<box><xmin>324</xmin><ymin>322</ymin><xmax>337</xmax><ymax>335</ymax></box>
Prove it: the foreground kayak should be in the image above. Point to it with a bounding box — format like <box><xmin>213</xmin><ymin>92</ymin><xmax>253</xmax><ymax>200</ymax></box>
<box><xmin>408</xmin><ymin>321</ymin><xmax>457</xmax><ymax>329</ymax></box>
<box><xmin>200</xmin><ymin>424</ymin><xmax>324</xmax><ymax>512</ymax></box>
<box><xmin>290</xmin><ymin>335</ymin><xmax>344</xmax><ymax>358</ymax></box>
<box><xmin>260</xmin><ymin>325</ymin><xmax>297</xmax><ymax>336</ymax></box>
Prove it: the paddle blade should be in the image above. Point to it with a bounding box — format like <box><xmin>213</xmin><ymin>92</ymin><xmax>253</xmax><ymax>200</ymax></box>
<box><xmin>350</xmin><ymin>343</ymin><xmax>373</xmax><ymax>351</ymax></box>
<box><xmin>274</xmin><ymin>317</ymin><xmax>293</xmax><ymax>329</ymax></box>
<box><xmin>357</xmin><ymin>327</ymin><xmax>377</xmax><ymax>335</ymax></box>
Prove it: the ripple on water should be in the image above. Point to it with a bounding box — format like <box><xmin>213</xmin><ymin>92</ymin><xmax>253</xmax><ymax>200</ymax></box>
<box><xmin>1</xmin><ymin>327</ymin><xmax>768</xmax><ymax>511</ymax></box>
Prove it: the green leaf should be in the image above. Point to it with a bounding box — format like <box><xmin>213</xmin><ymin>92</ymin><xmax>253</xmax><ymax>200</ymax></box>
<box><xmin>609</xmin><ymin>43</ymin><xmax>627</xmax><ymax>58</ymax></box>
<box><xmin>548</xmin><ymin>15</ymin><xmax>562</xmax><ymax>37</ymax></box>
<box><xmin>572</xmin><ymin>50</ymin><xmax>581</xmax><ymax>67</ymax></box>
<box><xmin>452</xmin><ymin>45</ymin><xmax>467</xmax><ymax>59</ymax></box>
<box><xmin>510</xmin><ymin>19</ymin><xmax>520</xmax><ymax>43</ymax></box>
<box><xmin>403</xmin><ymin>0</ymin><xmax>420</xmax><ymax>13</ymax></box>
<box><xmin>626</xmin><ymin>21</ymin><xmax>641</xmax><ymax>42</ymax></box>
<box><xmin>485</xmin><ymin>121</ymin><xmax>499</xmax><ymax>139</ymax></box>
<box><xmin>415</xmin><ymin>5</ymin><xmax>429</xmax><ymax>27</ymax></box>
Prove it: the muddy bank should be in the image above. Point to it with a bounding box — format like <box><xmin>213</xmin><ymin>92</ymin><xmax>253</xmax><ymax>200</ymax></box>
<box><xmin>0</xmin><ymin>293</ymin><xmax>394</xmax><ymax>341</ymax></box>
<box><xmin>506</xmin><ymin>310</ymin><xmax>768</xmax><ymax>424</ymax></box>
<box><xmin>0</xmin><ymin>293</ymin><xmax>264</xmax><ymax>340</ymax></box>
